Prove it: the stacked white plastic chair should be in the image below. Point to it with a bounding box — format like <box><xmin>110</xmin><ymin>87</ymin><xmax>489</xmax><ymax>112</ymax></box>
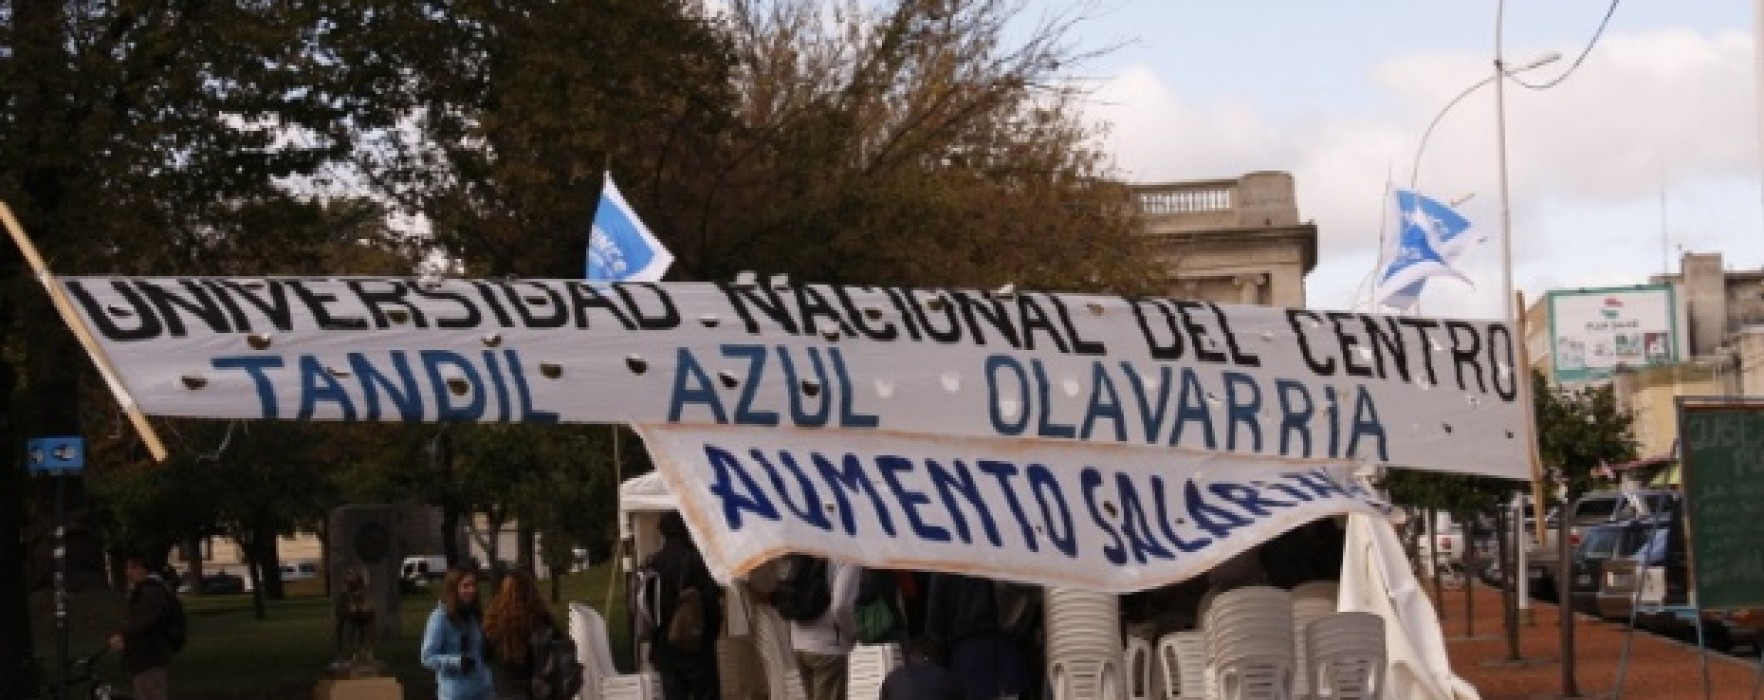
<box><xmin>847</xmin><ymin>642</ymin><xmax>903</xmax><ymax>700</ymax></box>
<box><xmin>568</xmin><ymin>602</ymin><xmax>663</xmax><ymax>700</ymax></box>
<box><xmin>1289</xmin><ymin>581</ymin><xmax>1339</xmax><ymax>699</ymax></box>
<box><xmin>745</xmin><ymin>600</ymin><xmax>809</xmax><ymax>700</ymax></box>
<box><xmin>1124</xmin><ymin>635</ymin><xmax>1155</xmax><ymax>700</ymax></box>
<box><xmin>1125</xmin><ymin>622</ymin><xmax>1158</xmax><ymax>699</ymax></box>
<box><xmin>1154</xmin><ymin>631</ymin><xmax>1206</xmax><ymax>699</ymax></box>
<box><xmin>1044</xmin><ymin>588</ymin><xmax>1125</xmax><ymax>700</ymax></box>
<box><xmin>1202</xmin><ymin>586</ymin><xmax>1295</xmax><ymax>700</ymax></box>
<box><xmin>1304</xmin><ymin>612</ymin><xmax>1385</xmax><ymax>700</ymax></box>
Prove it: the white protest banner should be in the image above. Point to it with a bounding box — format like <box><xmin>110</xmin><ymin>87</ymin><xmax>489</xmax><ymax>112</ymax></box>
<box><xmin>52</xmin><ymin>276</ymin><xmax>1529</xmax><ymax>478</ymax></box>
<box><xmin>635</xmin><ymin>424</ymin><xmax>1385</xmax><ymax>591</ymax></box>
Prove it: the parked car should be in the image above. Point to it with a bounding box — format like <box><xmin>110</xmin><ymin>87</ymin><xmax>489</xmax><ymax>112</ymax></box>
<box><xmin>1564</xmin><ymin>519</ymin><xmax>1656</xmax><ymax>615</ymax></box>
<box><xmin>1530</xmin><ymin>489</ymin><xmax>1678</xmax><ymax>597</ymax></box>
<box><xmin>401</xmin><ymin>555</ymin><xmax>449</xmax><ymax>592</ymax></box>
<box><xmin>279</xmin><ymin>560</ymin><xmax>320</xmax><ymax>582</ymax></box>
<box><xmin>198</xmin><ymin>571</ymin><xmax>246</xmax><ymax>595</ymax></box>
<box><xmin>1414</xmin><ymin>512</ymin><xmax>1467</xmax><ymax>565</ymax></box>
<box><xmin>1597</xmin><ymin>514</ymin><xmax>1684</xmax><ymax>619</ymax></box>
<box><xmin>1592</xmin><ymin>505</ymin><xmax>1756</xmax><ymax>651</ymax></box>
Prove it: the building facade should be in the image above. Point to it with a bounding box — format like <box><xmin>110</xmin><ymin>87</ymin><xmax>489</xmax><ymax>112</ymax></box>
<box><xmin>1528</xmin><ymin>251</ymin><xmax>1764</xmax><ymax>460</ymax></box>
<box><xmin>1130</xmin><ymin>171</ymin><xmax>1318</xmax><ymax>307</ymax></box>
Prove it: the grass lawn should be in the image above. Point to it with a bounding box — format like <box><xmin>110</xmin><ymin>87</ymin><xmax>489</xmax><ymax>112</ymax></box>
<box><xmin>27</xmin><ymin>563</ymin><xmax>636</xmax><ymax>700</ymax></box>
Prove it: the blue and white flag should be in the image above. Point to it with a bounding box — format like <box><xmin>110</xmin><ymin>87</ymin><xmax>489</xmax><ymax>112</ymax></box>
<box><xmin>1373</xmin><ymin>190</ymin><xmax>1474</xmax><ymax>310</ymax></box>
<box><xmin>587</xmin><ymin>174</ymin><xmax>674</xmax><ymax>282</ymax></box>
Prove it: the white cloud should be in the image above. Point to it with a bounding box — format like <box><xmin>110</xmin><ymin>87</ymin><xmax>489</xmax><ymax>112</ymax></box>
<box><xmin>1085</xmin><ymin>27</ymin><xmax>1760</xmax><ymax>319</ymax></box>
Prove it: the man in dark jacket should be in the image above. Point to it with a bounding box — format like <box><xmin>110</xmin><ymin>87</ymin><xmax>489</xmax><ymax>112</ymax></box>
<box><xmin>646</xmin><ymin>512</ymin><xmax>722</xmax><ymax>700</ymax></box>
<box><xmin>109</xmin><ymin>554</ymin><xmax>172</xmax><ymax>700</ymax></box>
<box><xmin>881</xmin><ymin>636</ymin><xmax>965</xmax><ymax>700</ymax></box>
<box><xmin>924</xmin><ymin>573</ymin><xmax>1032</xmax><ymax>700</ymax></box>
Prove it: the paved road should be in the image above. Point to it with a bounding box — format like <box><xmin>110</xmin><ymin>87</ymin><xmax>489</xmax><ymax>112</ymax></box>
<box><xmin>1439</xmin><ymin>583</ymin><xmax>1763</xmax><ymax>699</ymax></box>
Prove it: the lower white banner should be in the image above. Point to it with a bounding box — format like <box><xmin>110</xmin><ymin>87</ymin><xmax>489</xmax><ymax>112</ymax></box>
<box><xmin>634</xmin><ymin>424</ymin><xmax>1388</xmax><ymax>592</ymax></box>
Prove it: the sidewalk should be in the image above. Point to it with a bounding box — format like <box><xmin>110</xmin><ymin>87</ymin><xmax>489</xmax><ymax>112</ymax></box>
<box><xmin>1435</xmin><ymin>583</ymin><xmax>1763</xmax><ymax>699</ymax></box>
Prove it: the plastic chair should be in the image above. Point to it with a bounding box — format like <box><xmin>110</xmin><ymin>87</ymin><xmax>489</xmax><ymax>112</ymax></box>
<box><xmin>1305</xmin><ymin>612</ymin><xmax>1385</xmax><ymax>700</ymax></box>
<box><xmin>1155</xmin><ymin>631</ymin><xmax>1207</xmax><ymax>699</ymax></box>
<box><xmin>1290</xmin><ymin>590</ymin><xmax>1337</xmax><ymax>699</ymax></box>
<box><xmin>1051</xmin><ymin>656</ymin><xmax>1126</xmax><ymax>700</ymax></box>
<box><xmin>569</xmin><ymin>603</ymin><xmax>663</xmax><ymax>700</ymax></box>
<box><xmin>1124</xmin><ymin>636</ymin><xmax>1154</xmax><ymax>700</ymax></box>
<box><xmin>1203</xmin><ymin>587</ymin><xmax>1294</xmax><ymax>700</ymax></box>
<box><xmin>1045</xmin><ymin>588</ymin><xmax>1122</xmax><ymax>660</ymax></box>
<box><xmin>1214</xmin><ymin>653</ymin><xmax>1295</xmax><ymax>700</ymax></box>
<box><xmin>746</xmin><ymin>601</ymin><xmax>809</xmax><ymax>700</ymax></box>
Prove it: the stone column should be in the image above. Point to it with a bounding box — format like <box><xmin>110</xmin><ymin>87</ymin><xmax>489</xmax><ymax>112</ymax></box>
<box><xmin>1234</xmin><ymin>274</ymin><xmax>1266</xmax><ymax>306</ymax></box>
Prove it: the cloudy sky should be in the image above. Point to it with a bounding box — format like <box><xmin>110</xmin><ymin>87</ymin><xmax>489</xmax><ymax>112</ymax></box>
<box><xmin>1038</xmin><ymin>1</ymin><xmax>1757</xmax><ymax>319</ymax></box>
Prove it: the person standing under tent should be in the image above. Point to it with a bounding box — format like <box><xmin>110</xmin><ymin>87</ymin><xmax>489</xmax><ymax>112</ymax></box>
<box><xmin>880</xmin><ymin>636</ymin><xmax>965</xmax><ymax>700</ymax></box>
<box><xmin>924</xmin><ymin>572</ymin><xmax>1034</xmax><ymax>700</ymax></box>
<box><xmin>789</xmin><ymin>557</ymin><xmax>862</xmax><ymax>700</ymax></box>
<box><xmin>422</xmin><ymin>566</ymin><xmax>495</xmax><ymax>700</ymax></box>
<box><xmin>483</xmin><ymin>569</ymin><xmax>558</xmax><ymax>700</ymax></box>
<box><xmin>647</xmin><ymin>511</ymin><xmax>722</xmax><ymax>700</ymax></box>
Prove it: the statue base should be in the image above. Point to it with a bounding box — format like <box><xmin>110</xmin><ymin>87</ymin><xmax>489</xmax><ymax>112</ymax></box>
<box><xmin>314</xmin><ymin>676</ymin><xmax>401</xmax><ymax>700</ymax></box>
<box><xmin>324</xmin><ymin>659</ymin><xmax>390</xmax><ymax>680</ymax></box>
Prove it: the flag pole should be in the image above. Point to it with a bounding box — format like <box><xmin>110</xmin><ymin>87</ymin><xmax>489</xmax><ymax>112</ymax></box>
<box><xmin>1</xmin><ymin>201</ymin><xmax>168</xmax><ymax>462</ymax></box>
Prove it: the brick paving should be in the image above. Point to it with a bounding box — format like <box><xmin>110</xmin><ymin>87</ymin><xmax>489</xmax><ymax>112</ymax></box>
<box><xmin>1433</xmin><ymin>582</ymin><xmax>1763</xmax><ymax>699</ymax></box>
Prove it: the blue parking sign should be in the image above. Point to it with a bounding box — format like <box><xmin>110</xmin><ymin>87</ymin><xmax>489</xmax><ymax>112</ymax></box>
<box><xmin>26</xmin><ymin>436</ymin><xmax>85</xmax><ymax>474</ymax></box>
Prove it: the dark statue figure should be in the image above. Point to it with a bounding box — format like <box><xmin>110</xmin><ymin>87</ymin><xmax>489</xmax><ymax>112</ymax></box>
<box><xmin>328</xmin><ymin>566</ymin><xmax>384</xmax><ymax>678</ymax></box>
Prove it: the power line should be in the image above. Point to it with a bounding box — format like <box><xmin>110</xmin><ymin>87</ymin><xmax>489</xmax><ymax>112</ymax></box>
<box><xmin>1511</xmin><ymin>0</ymin><xmax>1621</xmax><ymax>91</ymax></box>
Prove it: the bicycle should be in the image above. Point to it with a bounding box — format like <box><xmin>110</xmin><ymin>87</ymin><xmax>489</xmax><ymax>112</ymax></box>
<box><xmin>21</xmin><ymin>647</ymin><xmax>127</xmax><ymax>700</ymax></box>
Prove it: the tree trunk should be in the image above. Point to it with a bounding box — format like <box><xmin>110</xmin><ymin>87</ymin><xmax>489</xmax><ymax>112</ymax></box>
<box><xmin>182</xmin><ymin>538</ymin><xmax>205</xmax><ymax>594</ymax></box>
<box><xmin>1428</xmin><ymin>507</ymin><xmax>1443</xmax><ymax>607</ymax></box>
<box><xmin>1497</xmin><ymin>505</ymin><xmax>1521</xmax><ymax>662</ymax></box>
<box><xmin>1460</xmin><ymin>511</ymin><xmax>1476</xmax><ymax>639</ymax></box>
<box><xmin>255</xmin><ymin>523</ymin><xmax>285</xmax><ymax>601</ymax></box>
<box><xmin>1559</xmin><ymin>496</ymin><xmax>1579</xmax><ymax>696</ymax></box>
<box><xmin>518</xmin><ymin>522</ymin><xmax>536</xmax><ymax>573</ymax></box>
<box><xmin>442</xmin><ymin>505</ymin><xmax>463</xmax><ymax>568</ymax></box>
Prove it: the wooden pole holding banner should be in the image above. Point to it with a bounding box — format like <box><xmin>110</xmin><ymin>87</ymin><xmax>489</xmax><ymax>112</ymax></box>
<box><xmin>1513</xmin><ymin>292</ymin><xmax>1551</xmax><ymax>546</ymax></box>
<box><xmin>1512</xmin><ymin>292</ymin><xmax>1548</xmax><ymax>627</ymax></box>
<box><xmin>0</xmin><ymin>201</ymin><xmax>168</xmax><ymax>462</ymax></box>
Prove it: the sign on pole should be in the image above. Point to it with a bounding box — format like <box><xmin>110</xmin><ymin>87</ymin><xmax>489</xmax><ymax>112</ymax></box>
<box><xmin>26</xmin><ymin>435</ymin><xmax>85</xmax><ymax>475</ymax></box>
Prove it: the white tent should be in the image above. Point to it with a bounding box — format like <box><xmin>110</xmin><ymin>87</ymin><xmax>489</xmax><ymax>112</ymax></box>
<box><xmin>618</xmin><ymin>471</ymin><xmax>677</xmax><ymax>564</ymax></box>
<box><xmin>617</xmin><ymin>471</ymin><xmax>1479</xmax><ymax>699</ymax></box>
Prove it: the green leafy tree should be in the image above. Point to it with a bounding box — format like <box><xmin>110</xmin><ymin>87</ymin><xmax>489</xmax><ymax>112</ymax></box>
<box><xmin>1533</xmin><ymin>374</ymin><xmax>1637</xmax><ymax>500</ymax></box>
<box><xmin>1</xmin><ymin>3</ymin><xmax>368</xmax><ymax>688</ymax></box>
<box><xmin>685</xmin><ymin>0</ymin><xmax>1162</xmax><ymax>291</ymax></box>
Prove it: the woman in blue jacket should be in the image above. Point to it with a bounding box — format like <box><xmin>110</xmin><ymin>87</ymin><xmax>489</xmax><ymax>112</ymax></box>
<box><xmin>422</xmin><ymin>566</ymin><xmax>495</xmax><ymax>699</ymax></box>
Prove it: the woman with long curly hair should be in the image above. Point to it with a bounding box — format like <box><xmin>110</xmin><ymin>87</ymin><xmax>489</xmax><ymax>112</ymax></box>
<box><xmin>483</xmin><ymin>569</ymin><xmax>560</xmax><ymax>699</ymax></box>
<box><xmin>421</xmin><ymin>566</ymin><xmax>494</xmax><ymax>700</ymax></box>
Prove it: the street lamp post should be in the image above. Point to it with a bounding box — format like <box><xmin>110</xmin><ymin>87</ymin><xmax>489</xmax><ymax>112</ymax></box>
<box><xmin>1409</xmin><ymin>52</ymin><xmax>1560</xmax><ymax>193</ymax></box>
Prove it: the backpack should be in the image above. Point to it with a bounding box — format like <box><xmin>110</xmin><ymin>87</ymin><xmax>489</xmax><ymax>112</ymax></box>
<box><xmin>665</xmin><ymin>586</ymin><xmax>708</xmax><ymax>652</ymax></box>
<box><xmin>529</xmin><ymin>626</ymin><xmax>585</xmax><ymax>700</ymax></box>
<box><xmin>153</xmin><ymin>579</ymin><xmax>188</xmax><ymax>654</ymax></box>
<box><xmin>771</xmin><ymin>555</ymin><xmax>832</xmax><ymax>622</ymax></box>
<box><xmin>853</xmin><ymin>569</ymin><xmax>899</xmax><ymax>644</ymax></box>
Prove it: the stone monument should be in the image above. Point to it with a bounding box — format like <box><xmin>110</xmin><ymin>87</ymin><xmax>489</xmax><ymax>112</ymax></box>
<box><xmin>316</xmin><ymin>505</ymin><xmax>404</xmax><ymax>700</ymax></box>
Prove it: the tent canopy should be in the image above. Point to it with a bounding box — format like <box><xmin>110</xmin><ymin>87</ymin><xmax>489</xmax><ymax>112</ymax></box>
<box><xmin>618</xmin><ymin>471</ymin><xmax>678</xmax><ymax>563</ymax></box>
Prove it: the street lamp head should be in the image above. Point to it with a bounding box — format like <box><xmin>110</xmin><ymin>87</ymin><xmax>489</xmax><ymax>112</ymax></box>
<box><xmin>1511</xmin><ymin>52</ymin><xmax>1562</xmax><ymax>74</ymax></box>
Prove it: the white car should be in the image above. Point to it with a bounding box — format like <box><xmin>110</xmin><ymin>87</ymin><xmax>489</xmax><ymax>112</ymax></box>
<box><xmin>280</xmin><ymin>560</ymin><xmax>320</xmax><ymax>582</ymax></box>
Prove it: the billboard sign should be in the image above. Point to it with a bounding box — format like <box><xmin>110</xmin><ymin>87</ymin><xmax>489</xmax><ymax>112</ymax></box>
<box><xmin>1547</xmin><ymin>285</ymin><xmax>1678</xmax><ymax>384</ymax></box>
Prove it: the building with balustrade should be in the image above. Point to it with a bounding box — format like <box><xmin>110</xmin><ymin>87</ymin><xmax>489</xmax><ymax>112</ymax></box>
<box><xmin>1129</xmin><ymin>171</ymin><xmax>1317</xmax><ymax>307</ymax></box>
